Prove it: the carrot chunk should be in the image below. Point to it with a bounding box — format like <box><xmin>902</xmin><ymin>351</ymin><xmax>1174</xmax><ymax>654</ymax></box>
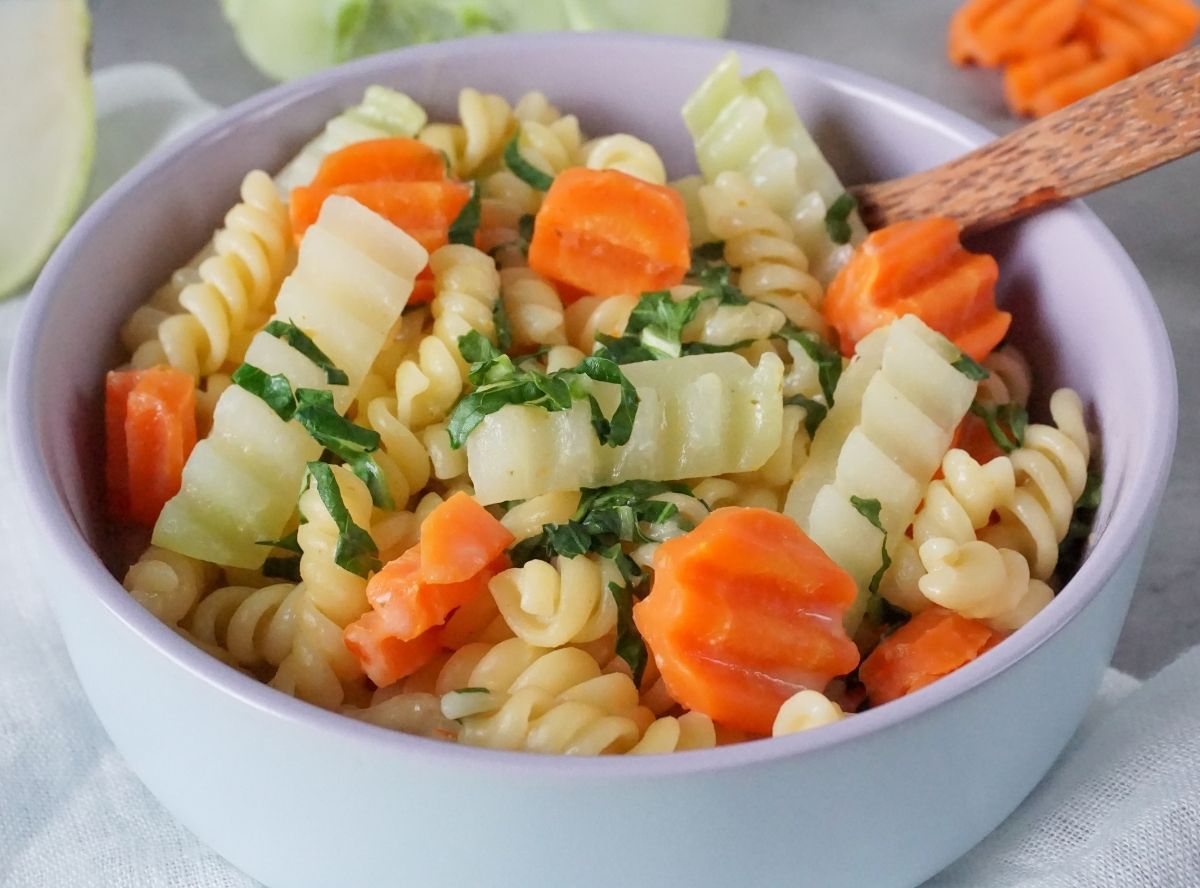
<box><xmin>860</xmin><ymin>606</ymin><xmax>1005</xmax><ymax>705</ymax></box>
<box><xmin>343</xmin><ymin>616</ymin><xmax>443</xmax><ymax>688</ymax></box>
<box><xmin>107</xmin><ymin>366</ymin><xmax>197</xmax><ymax>526</ymax></box>
<box><xmin>309</xmin><ymin>137</ymin><xmax>447</xmax><ymax>190</ymax></box>
<box><xmin>528</xmin><ymin>168</ymin><xmax>690</xmax><ymax>302</ymax></box>
<box><xmin>633</xmin><ymin>508</ymin><xmax>861</xmax><ymax>735</ymax></box>
<box><xmin>949</xmin><ymin>0</ymin><xmax>1085</xmax><ymax>66</ymax></box>
<box><xmin>290</xmin><ymin>180</ymin><xmax>471</xmax><ymax>249</ymax></box>
<box><xmin>420</xmin><ymin>492</ymin><xmax>516</xmax><ymax>585</ymax></box>
<box><xmin>823</xmin><ymin>217</ymin><xmax>1009</xmax><ymax>362</ymax></box>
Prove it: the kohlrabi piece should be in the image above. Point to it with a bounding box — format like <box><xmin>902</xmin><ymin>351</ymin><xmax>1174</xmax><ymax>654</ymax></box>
<box><xmin>467</xmin><ymin>351</ymin><xmax>784</xmax><ymax>505</ymax></box>
<box><xmin>0</xmin><ymin>0</ymin><xmax>94</xmax><ymax>298</ymax></box>
<box><xmin>275</xmin><ymin>85</ymin><xmax>428</xmax><ymax>192</ymax></box>
<box><xmin>563</xmin><ymin>0</ymin><xmax>728</xmax><ymax>36</ymax></box>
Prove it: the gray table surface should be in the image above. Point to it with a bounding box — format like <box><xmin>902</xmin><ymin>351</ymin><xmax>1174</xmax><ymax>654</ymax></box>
<box><xmin>91</xmin><ymin>0</ymin><xmax>1198</xmax><ymax>678</ymax></box>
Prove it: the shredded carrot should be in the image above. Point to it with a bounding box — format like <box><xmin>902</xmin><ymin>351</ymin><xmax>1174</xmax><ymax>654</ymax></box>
<box><xmin>633</xmin><ymin>508</ymin><xmax>861</xmax><ymax>735</ymax></box>
<box><xmin>106</xmin><ymin>366</ymin><xmax>197</xmax><ymax>526</ymax></box>
<box><xmin>823</xmin><ymin>217</ymin><xmax>1010</xmax><ymax>362</ymax></box>
<box><xmin>860</xmin><ymin>606</ymin><xmax>1005</xmax><ymax>705</ymax></box>
<box><xmin>949</xmin><ymin>0</ymin><xmax>1085</xmax><ymax>66</ymax></box>
<box><xmin>343</xmin><ymin>616</ymin><xmax>443</xmax><ymax>688</ymax></box>
<box><xmin>309</xmin><ymin>137</ymin><xmax>448</xmax><ymax>189</ymax></box>
<box><xmin>528</xmin><ymin>168</ymin><xmax>690</xmax><ymax>302</ymax></box>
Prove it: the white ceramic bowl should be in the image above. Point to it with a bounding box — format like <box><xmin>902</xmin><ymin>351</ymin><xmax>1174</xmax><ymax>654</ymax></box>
<box><xmin>9</xmin><ymin>34</ymin><xmax>1177</xmax><ymax>888</ymax></box>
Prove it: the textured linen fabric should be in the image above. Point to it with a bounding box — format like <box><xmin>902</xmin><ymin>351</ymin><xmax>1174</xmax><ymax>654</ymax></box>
<box><xmin>3</xmin><ymin>66</ymin><xmax>1199</xmax><ymax>888</ymax></box>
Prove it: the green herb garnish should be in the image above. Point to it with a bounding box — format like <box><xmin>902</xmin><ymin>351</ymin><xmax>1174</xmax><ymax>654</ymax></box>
<box><xmin>775</xmin><ymin>323</ymin><xmax>843</xmax><ymax>407</ymax></box>
<box><xmin>1057</xmin><ymin>471</ymin><xmax>1102</xmax><ymax>581</ymax></box>
<box><xmin>593</xmin><ymin>286</ymin><xmax>750</xmax><ymax>364</ymax></box>
<box><xmin>232</xmin><ymin>363</ymin><xmax>297</xmax><ymax>421</ymax></box>
<box><xmin>504</xmin><ymin>132</ymin><xmax>554</xmax><ymax>191</ymax></box>
<box><xmin>306</xmin><ymin>461</ymin><xmax>381</xmax><ymax>578</ymax></box>
<box><xmin>850</xmin><ymin>495</ymin><xmax>892</xmax><ymax>601</ymax></box>
<box><xmin>951</xmin><ymin>352</ymin><xmax>990</xmax><ymax>381</ymax></box>
<box><xmin>785</xmin><ymin>394</ymin><xmax>830</xmax><ymax>438</ymax></box>
<box><xmin>968</xmin><ymin>401</ymin><xmax>1029</xmax><ymax>453</ymax></box>
<box><xmin>492</xmin><ymin>295</ymin><xmax>513</xmax><ymax>352</ymax></box>
<box><xmin>686</xmin><ymin>241</ymin><xmax>750</xmax><ymax>305</ymax></box>
<box><xmin>453</xmin><ymin>687</ymin><xmax>490</xmax><ymax>694</ymax></box>
<box><xmin>825</xmin><ymin>193</ymin><xmax>857</xmax><ymax>245</ymax></box>
<box><xmin>610</xmin><ymin>580</ymin><xmax>648</xmax><ymax>686</ymax></box>
<box><xmin>262</xmin><ymin>555</ymin><xmax>302</xmax><ymax>582</ymax></box>
<box><xmin>448</xmin><ymin>182</ymin><xmax>482</xmax><ymax>246</ymax></box>
<box><xmin>264</xmin><ymin>320</ymin><xmax>349</xmax><ymax>385</ymax></box>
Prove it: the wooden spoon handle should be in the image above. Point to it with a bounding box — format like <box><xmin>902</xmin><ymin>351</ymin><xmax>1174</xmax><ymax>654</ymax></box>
<box><xmin>853</xmin><ymin>46</ymin><xmax>1200</xmax><ymax>235</ymax></box>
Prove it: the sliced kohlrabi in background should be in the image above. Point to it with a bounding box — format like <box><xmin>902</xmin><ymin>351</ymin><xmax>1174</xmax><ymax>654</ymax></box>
<box><xmin>0</xmin><ymin>0</ymin><xmax>95</xmax><ymax>298</ymax></box>
<box><xmin>220</xmin><ymin>0</ymin><xmax>730</xmax><ymax>82</ymax></box>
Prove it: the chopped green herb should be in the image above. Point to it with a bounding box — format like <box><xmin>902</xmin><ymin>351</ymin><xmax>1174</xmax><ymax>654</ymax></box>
<box><xmin>503</xmin><ymin>132</ymin><xmax>554</xmax><ymax>191</ymax></box>
<box><xmin>293</xmin><ymin>388</ymin><xmax>393</xmax><ymax>510</ymax></box>
<box><xmin>262</xmin><ymin>555</ymin><xmax>302</xmax><ymax>582</ymax></box>
<box><xmin>785</xmin><ymin>394</ymin><xmax>830</xmax><ymax>438</ymax></box>
<box><xmin>610</xmin><ymin>580</ymin><xmax>648</xmax><ymax>686</ymax></box>
<box><xmin>593</xmin><ymin>287</ymin><xmax>751</xmax><ymax>365</ymax></box>
<box><xmin>969</xmin><ymin>401</ymin><xmax>1029</xmax><ymax>453</ymax></box>
<box><xmin>825</xmin><ymin>192</ymin><xmax>858</xmax><ymax>245</ymax></box>
<box><xmin>232</xmin><ymin>363</ymin><xmax>296</xmax><ymax>421</ymax></box>
<box><xmin>448</xmin><ymin>182</ymin><xmax>482</xmax><ymax>246</ymax></box>
<box><xmin>448</xmin><ymin>335</ymin><xmax>640</xmax><ymax>449</ymax></box>
<box><xmin>686</xmin><ymin>240</ymin><xmax>750</xmax><ymax>305</ymax></box>
<box><xmin>257</xmin><ymin>528</ymin><xmax>301</xmax><ymax>553</ymax></box>
<box><xmin>1057</xmin><ymin>471</ymin><xmax>1102</xmax><ymax>580</ymax></box>
<box><xmin>264</xmin><ymin>320</ymin><xmax>349</xmax><ymax>386</ymax></box>
<box><xmin>951</xmin><ymin>352</ymin><xmax>990</xmax><ymax>381</ymax></box>
<box><xmin>492</xmin><ymin>295</ymin><xmax>513</xmax><ymax>352</ymax></box>
<box><xmin>453</xmin><ymin>686</ymin><xmax>490</xmax><ymax>694</ymax></box>
<box><xmin>850</xmin><ymin>495</ymin><xmax>892</xmax><ymax>601</ymax></box>
<box><xmin>775</xmin><ymin>323</ymin><xmax>843</xmax><ymax>407</ymax></box>
<box><xmin>518</xmin><ymin>213</ymin><xmax>535</xmax><ymax>247</ymax></box>
<box><xmin>306</xmin><ymin>461</ymin><xmax>381</xmax><ymax>578</ymax></box>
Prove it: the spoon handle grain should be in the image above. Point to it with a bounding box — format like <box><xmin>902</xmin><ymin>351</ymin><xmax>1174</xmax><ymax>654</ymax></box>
<box><xmin>852</xmin><ymin>46</ymin><xmax>1200</xmax><ymax>235</ymax></box>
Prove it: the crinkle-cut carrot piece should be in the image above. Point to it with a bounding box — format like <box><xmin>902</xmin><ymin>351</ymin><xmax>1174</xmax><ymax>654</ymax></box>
<box><xmin>1007</xmin><ymin>48</ymin><xmax>1133</xmax><ymax>117</ymax></box>
<box><xmin>949</xmin><ymin>0</ymin><xmax>1085</xmax><ymax>66</ymax></box>
<box><xmin>344</xmin><ymin>616</ymin><xmax>443</xmax><ymax>688</ymax></box>
<box><xmin>420</xmin><ymin>492</ymin><xmax>516</xmax><ymax>585</ymax></box>
<box><xmin>1080</xmin><ymin>0</ymin><xmax>1200</xmax><ymax>68</ymax></box>
<box><xmin>290</xmin><ymin>180</ymin><xmax>471</xmax><ymax>250</ymax></box>
<box><xmin>106</xmin><ymin>369</ymin><xmax>145</xmax><ymax>521</ymax></box>
<box><xmin>860</xmin><ymin>606</ymin><xmax>1005</xmax><ymax>705</ymax></box>
<box><xmin>113</xmin><ymin>367</ymin><xmax>198</xmax><ymax>527</ymax></box>
<box><xmin>633</xmin><ymin>508</ymin><xmax>861</xmax><ymax>735</ymax></box>
<box><xmin>823</xmin><ymin>217</ymin><xmax>1009</xmax><ymax>362</ymax></box>
<box><xmin>1004</xmin><ymin>40</ymin><xmax>1096</xmax><ymax>114</ymax></box>
<box><xmin>309</xmin><ymin>137</ymin><xmax>448</xmax><ymax>190</ymax></box>
<box><xmin>528</xmin><ymin>168</ymin><xmax>690</xmax><ymax>302</ymax></box>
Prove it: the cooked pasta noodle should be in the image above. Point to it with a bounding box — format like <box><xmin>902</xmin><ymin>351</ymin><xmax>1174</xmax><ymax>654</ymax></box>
<box><xmin>628</xmin><ymin>712</ymin><xmax>717</xmax><ymax>754</ymax></box>
<box><xmin>123</xmin><ymin>545</ymin><xmax>218</xmax><ymax>625</ymax></box>
<box><xmin>183</xmin><ymin>581</ymin><xmax>304</xmax><ymax>670</ymax></box>
<box><xmin>772</xmin><ymin>689</ymin><xmax>845</xmax><ymax>736</ymax></box>
<box><xmin>489</xmin><ymin>554</ymin><xmax>620</xmax><ymax>648</ymax></box>
<box><xmin>501</xmin><ymin>267</ymin><xmax>568</xmax><ymax>350</ymax></box>
<box><xmin>582</xmin><ymin>133</ymin><xmax>667</xmax><ymax>184</ymax></box>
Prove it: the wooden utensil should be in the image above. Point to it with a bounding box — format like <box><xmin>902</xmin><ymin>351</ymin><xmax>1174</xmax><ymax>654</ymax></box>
<box><xmin>852</xmin><ymin>46</ymin><xmax>1200</xmax><ymax>235</ymax></box>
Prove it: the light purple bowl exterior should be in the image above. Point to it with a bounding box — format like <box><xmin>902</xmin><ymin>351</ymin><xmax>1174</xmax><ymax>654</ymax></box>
<box><xmin>9</xmin><ymin>33</ymin><xmax>1177</xmax><ymax>888</ymax></box>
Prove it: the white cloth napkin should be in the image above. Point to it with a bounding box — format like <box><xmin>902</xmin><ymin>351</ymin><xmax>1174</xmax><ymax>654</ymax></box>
<box><xmin>3</xmin><ymin>65</ymin><xmax>1198</xmax><ymax>888</ymax></box>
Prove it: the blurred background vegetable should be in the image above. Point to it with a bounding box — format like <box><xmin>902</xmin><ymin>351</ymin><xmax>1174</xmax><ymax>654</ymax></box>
<box><xmin>219</xmin><ymin>0</ymin><xmax>731</xmax><ymax>82</ymax></box>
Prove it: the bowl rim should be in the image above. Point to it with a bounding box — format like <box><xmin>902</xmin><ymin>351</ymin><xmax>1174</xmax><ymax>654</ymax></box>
<box><xmin>10</xmin><ymin>31</ymin><xmax>1178</xmax><ymax>778</ymax></box>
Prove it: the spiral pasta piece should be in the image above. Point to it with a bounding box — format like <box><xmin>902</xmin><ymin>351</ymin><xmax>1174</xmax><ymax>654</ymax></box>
<box><xmin>270</xmin><ymin>466</ymin><xmax>375</xmax><ymax>708</ymax></box>
<box><xmin>393</xmin><ymin>245</ymin><xmax>501</xmax><ymax>430</ymax></box>
<box><xmin>772</xmin><ymin>689</ymin><xmax>846</xmax><ymax>736</ymax></box>
<box><xmin>980</xmin><ymin>388</ymin><xmax>1091</xmax><ymax>579</ymax></box>
<box><xmin>627</xmin><ymin>712</ymin><xmax>717</xmax><ymax>754</ymax></box>
<box><xmin>183</xmin><ymin>581</ymin><xmax>305</xmax><ymax>670</ymax></box>
<box><xmin>123</xmin><ymin>545</ymin><xmax>218</xmax><ymax>625</ymax></box>
<box><xmin>441</xmin><ymin>639</ymin><xmax>653</xmax><ymax>755</ymax></box>
<box><xmin>123</xmin><ymin>170</ymin><xmax>292</xmax><ymax>377</ymax></box>
<box><xmin>362</xmin><ymin>396</ymin><xmax>432</xmax><ymax>509</ymax></box>
<box><xmin>500</xmin><ymin>267</ymin><xmax>567</xmax><ymax>350</ymax></box>
<box><xmin>918</xmin><ymin>538</ymin><xmax>1054</xmax><ymax>630</ymax></box>
<box><xmin>699</xmin><ymin>171</ymin><xmax>825</xmax><ymax>334</ymax></box>
<box><xmin>345</xmin><ymin>692</ymin><xmax>461</xmax><ymax>740</ymax></box>
<box><xmin>418</xmin><ymin>87</ymin><xmax>515</xmax><ymax>178</ymax></box>
<box><xmin>582</xmin><ymin>133</ymin><xmax>667</xmax><ymax>184</ymax></box>
<box><xmin>489</xmin><ymin>554</ymin><xmax>621</xmax><ymax>648</ymax></box>
<box><xmin>499</xmin><ymin>491</ymin><xmax>582</xmax><ymax>542</ymax></box>
<box><xmin>563</xmin><ymin>293</ymin><xmax>639</xmax><ymax>353</ymax></box>
<box><xmin>517</xmin><ymin>114</ymin><xmax>584</xmax><ymax>178</ymax></box>
<box><xmin>978</xmin><ymin>344</ymin><xmax>1032</xmax><ymax>407</ymax></box>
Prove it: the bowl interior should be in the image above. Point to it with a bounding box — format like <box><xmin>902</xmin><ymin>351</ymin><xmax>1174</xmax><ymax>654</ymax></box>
<box><xmin>14</xmin><ymin>34</ymin><xmax>1176</xmax><ymax>754</ymax></box>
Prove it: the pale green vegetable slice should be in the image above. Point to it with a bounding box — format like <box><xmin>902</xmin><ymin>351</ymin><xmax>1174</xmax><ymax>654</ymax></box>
<box><xmin>682</xmin><ymin>52</ymin><xmax>866</xmax><ymax>282</ymax></box>
<box><xmin>466</xmin><ymin>351</ymin><xmax>784</xmax><ymax>505</ymax></box>
<box><xmin>0</xmin><ymin>0</ymin><xmax>94</xmax><ymax>297</ymax></box>
<box><xmin>153</xmin><ymin>197</ymin><xmax>427</xmax><ymax>567</ymax></box>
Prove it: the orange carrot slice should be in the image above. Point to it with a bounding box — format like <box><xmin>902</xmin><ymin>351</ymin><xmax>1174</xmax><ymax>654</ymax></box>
<box><xmin>528</xmin><ymin>167</ymin><xmax>690</xmax><ymax>302</ymax></box>
<box><xmin>343</xmin><ymin>616</ymin><xmax>443</xmax><ymax>688</ymax></box>
<box><xmin>290</xmin><ymin>180</ymin><xmax>471</xmax><ymax>250</ymax></box>
<box><xmin>949</xmin><ymin>0</ymin><xmax>1085</xmax><ymax>66</ymax></box>
<box><xmin>110</xmin><ymin>366</ymin><xmax>197</xmax><ymax>527</ymax></box>
<box><xmin>860</xmin><ymin>606</ymin><xmax>1005</xmax><ymax>705</ymax></box>
<box><xmin>953</xmin><ymin>413</ymin><xmax>1008</xmax><ymax>465</ymax></box>
<box><xmin>823</xmin><ymin>216</ymin><xmax>1009</xmax><ymax>362</ymax></box>
<box><xmin>633</xmin><ymin>508</ymin><xmax>861</xmax><ymax>735</ymax></box>
<box><xmin>420</xmin><ymin>492</ymin><xmax>516</xmax><ymax>585</ymax></box>
<box><xmin>309</xmin><ymin>137</ymin><xmax>448</xmax><ymax>190</ymax></box>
